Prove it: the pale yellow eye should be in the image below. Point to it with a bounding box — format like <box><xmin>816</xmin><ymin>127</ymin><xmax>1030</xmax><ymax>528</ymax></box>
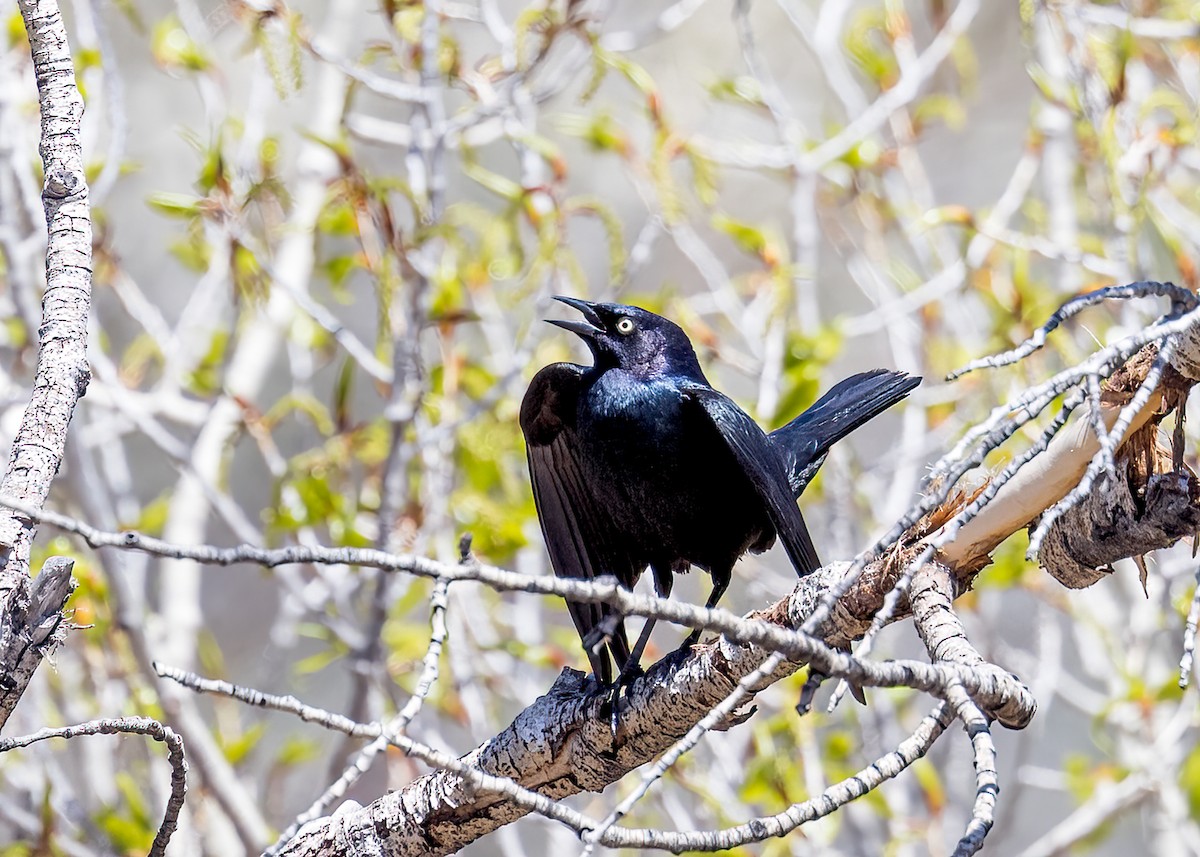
<box><xmin>615</xmin><ymin>317</ymin><xmax>635</xmax><ymax>335</ymax></box>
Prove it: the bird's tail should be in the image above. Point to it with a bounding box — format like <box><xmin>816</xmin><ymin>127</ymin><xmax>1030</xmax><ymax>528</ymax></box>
<box><xmin>769</xmin><ymin>369</ymin><xmax>921</xmax><ymax>496</ymax></box>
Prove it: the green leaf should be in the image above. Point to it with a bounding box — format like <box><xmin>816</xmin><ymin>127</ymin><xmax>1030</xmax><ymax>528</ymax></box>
<box><xmin>1183</xmin><ymin>744</ymin><xmax>1200</xmax><ymax>818</ymax></box>
<box><xmin>564</xmin><ymin>196</ymin><xmax>626</xmax><ymax>283</ymax></box>
<box><xmin>294</xmin><ymin>645</ymin><xmax>344</xmax><ymax>675</ymax></box>
<box><xmin>146</xmin><ymin>192</ymin><xmax>203</xmax><ymax>218</ymax></box>
<box><xmin>913</xmin><ymin>93</ymin><xmax>967</xmax><ymax>131</ymax></box>
<box><xmin>597</xmin><ymin>47</ymin><xmax>657</xmax><ymax>99</ymax></box>
<box><xmin>707</xmin><ymin>76</ymin><xmax>766</xmax><ymax>108</ymax></box>
<box><xmin>334</xmin><ymin>357</ymin><xmax>355</xmax><ymax>431</ymax></box>
<box><xmin>322</xmin><ymin>254</ymin><xmax>360</xmax><ymax>287</ymax></box>
<box><xmin>685</xmin><ymin>144</ymin><xmax>720</xmax><ymax>208</ymax></box>
<box><xmin>6</xmin><ymin>11</ymin><xmax>25</xmax><ymax>50</ymax></box>
<box><xmin>94</xmin><ymin>773</ymin><xmax>156</xmax><ymax>852</ymax></box>
<box><xmin>555</xmin><ymin>112</ymin><xmax>629</xmax><ymax>155</ymax></box>
<box><xmin>277</xmin><ymin>736</ymin><xmax>321</xmax><ymax>767</ymax></box>
<box><xmin>712</xmin><ymin>213</ymin><xmax>769</xmax><ymax>257</ymax></box>
<box><xmin>770</xmin><ymin>326</ymin><xmax>844</xmax><ymax>430</ymax></box>
<box><xmin>231</xmin><ymin>241</ymin><xmax>270</xmax><ymax>301</ymax></box>
<box><xmin>711</xmin><ymin>212</ymin><xmax>784</xmax><ymax>267</ymax></box>
<box><xmin>151</xmin><ymin>16</ymin><xmax>211</xmax><ymax>72</ymax></box>
<box><xmin>462</xmin><ymin>160</ymin><xmax>524</xmax><ymax>201</ymax></box>
<box><xmin>220</xmin><ymin>723</ymin><xmax>267</xmax><ymax>766</ymax></box>
<box><xmin>129</xmin><ymin>495</ymin><xmax>172</xmax><ymax>535</ymax></box>
<box><xmin>185</xmin><ymin>330</ymin><xmax>230</xmax><ymax>397</ymax></box>
<box><xmin>263</xmin><ymin>393</ymin><xmax>336</xmax><ymax>436</ymax></box>
<box><xmin>844</xmin><ymin>8</ymin><xmax>898</xmax><ymax>86</ymax></box>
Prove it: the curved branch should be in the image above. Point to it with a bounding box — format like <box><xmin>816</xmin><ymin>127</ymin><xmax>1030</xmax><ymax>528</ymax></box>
<box><xmin>0</xmin><ymin>716</ymin><xmax>186</xmax><ymax>857</ymax></box>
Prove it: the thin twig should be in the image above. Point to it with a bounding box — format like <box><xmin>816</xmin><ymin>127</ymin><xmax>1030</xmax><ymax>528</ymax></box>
<box><xmin>265</xmin><ymin>578</ymin><xmax>452</xmax><ymax>855</ymax></box>
<box><xmin>154</xmin><ymin>662</ymin><xmax>604</xmax><ymax>841</ymax></box>
<box><xmin>0</xmin><ymin>717</ymin><xmax>187</xmax><ymax>857</ymax></box>
<box><xmin>7</xmin><ymin>495</ymin><xmax>1031</xmax><ymax>709</ymax></box>
<box><xmin>1179</xmin><ymin>564</ymin><xmax>1200</xmax><ymax>689</ymax></box>
<box><xmin>946</xmin><ymin>281</ymin><xmax>1195</xmax><ymax>380</ymax></box>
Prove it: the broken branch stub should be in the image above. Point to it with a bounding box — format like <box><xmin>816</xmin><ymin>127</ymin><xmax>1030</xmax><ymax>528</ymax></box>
<box><xmin>1038</xmin><ymin>463</ymin><xmax>1200</xmax><ymax>589</ymax></box>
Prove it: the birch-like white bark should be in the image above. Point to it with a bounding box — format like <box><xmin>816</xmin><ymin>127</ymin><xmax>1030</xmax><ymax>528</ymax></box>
<box><xmin>0</xmin><ymin>0</ymin><xmax>92</xmax><ymax>728</ymax></box>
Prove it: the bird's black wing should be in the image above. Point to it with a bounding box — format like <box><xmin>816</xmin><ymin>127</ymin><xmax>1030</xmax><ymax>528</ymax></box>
<box><xmin>520</xmin><ymin>363</ymin><xmax>641</xmax><ymax>685</ymax></box>
<box><xmin>681</xmin><ymin>382</ymin><xmax>822</xmax><ymax>576</ymax></box>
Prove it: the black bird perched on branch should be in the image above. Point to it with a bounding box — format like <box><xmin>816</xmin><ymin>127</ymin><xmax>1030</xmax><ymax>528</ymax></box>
<box><xmin>520</xmin><ymin>297</ymin><xmax>919</xmax><ymax>717</ymax></box>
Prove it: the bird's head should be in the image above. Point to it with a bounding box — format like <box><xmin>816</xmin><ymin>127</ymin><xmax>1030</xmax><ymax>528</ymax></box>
<box><xmin>547</xmin><ymin>296</ymin><xmax>706</xmax><ymax>380</ymax></box>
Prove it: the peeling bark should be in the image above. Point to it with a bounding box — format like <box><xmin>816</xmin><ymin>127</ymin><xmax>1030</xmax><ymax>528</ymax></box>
<box><xmin>1039</xmin><ymin>467</ymin><xmax>1200</xmax><ymax>588</ymax></box>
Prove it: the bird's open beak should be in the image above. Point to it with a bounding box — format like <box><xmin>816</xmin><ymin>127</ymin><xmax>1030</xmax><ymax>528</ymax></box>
<box><xmin>546</xmin><ymin>296</ymin><xmax>604</xmax><ymax>339</ymax></box>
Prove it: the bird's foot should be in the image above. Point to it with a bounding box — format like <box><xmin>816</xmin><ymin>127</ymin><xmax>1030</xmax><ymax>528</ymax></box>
<box><xmin>795</xmin><ymin>670</ymin><xmax>867</xmax><ymax>716</ymax></box>
<box><xmin>581</xmin><ymin>614</ymin><xmax>623</xmax><ymax>655</ymax></box>
<box><xmin>666</xmin><ymin>630</ymin><xmax>702</xmax><ymax>666</ymax></box>
<box><xmin>601</xmin><ymin>663</ymin><xmax>646</xmax><ymax>745</ymax></box>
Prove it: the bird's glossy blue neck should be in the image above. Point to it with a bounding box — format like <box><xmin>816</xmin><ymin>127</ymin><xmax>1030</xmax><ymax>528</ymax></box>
<box><xmin>586</xmin><ymin>356</ymin><xmax>707</xmax><ymax>385</ymax></box>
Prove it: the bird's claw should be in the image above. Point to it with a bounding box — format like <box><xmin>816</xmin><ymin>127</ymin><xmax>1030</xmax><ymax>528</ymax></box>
<box><xmin>668</xmin><ymin>632</ymin><xmax>702</xmax><ymax>667</ymax></box>
<box><xmin>599</xmin><ymin>662</ymin><xmax>646</xmax><ymax>745</ymax></box>
<box><xmin>607</xmin><ymin>684</ymin><xmax>621</xmax><ymax>741</ymax></box>
<box><xmin>582</xmin><ymin>614</ymin><xmax>623</xmax><ymax>654</ymax></box>
<box><xmin>595</xmin><ymin>680</ymin><xmax>624</xmax><ymax>744</ymax></box>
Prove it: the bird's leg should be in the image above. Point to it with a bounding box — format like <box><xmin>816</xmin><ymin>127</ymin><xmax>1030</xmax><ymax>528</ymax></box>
<box><xmin>680</xmin><ymin>575</ymin><xmax>730</xmax><ymax>650</ymax></box>
<box><xmin>618</xmin><ymin>620</ymin><xmax>655</xmax><ymax>685</ymax></box>
<box><xmin>605</xmin><ymin>618</ymin><xmax>654</xmax><ymax>738</ymax></box>
<box><xmin>606</xmin><ymin>571</ymin><xmax>673</xmax><ymax>741</ymax></box>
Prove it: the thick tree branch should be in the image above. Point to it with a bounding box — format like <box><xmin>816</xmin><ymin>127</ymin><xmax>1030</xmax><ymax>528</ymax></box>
<box><xmin>0</xmin><ymin>0</ymin><xmax>91</xmax><ymax>728</ymax></box>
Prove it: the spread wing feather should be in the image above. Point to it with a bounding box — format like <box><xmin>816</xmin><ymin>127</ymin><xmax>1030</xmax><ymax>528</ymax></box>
<box><xmin>520</xmin><ymin>363</ymin><xmax>642</xmax><ymax>684</ymax></box>
<box><xmin>682</xmin><ymin>382</ymin><xmax>822</xmax><ymax>576</ymax></box>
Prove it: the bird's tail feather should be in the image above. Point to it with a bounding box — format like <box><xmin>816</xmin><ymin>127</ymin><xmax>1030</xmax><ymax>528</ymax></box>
<box><xmin>769</xmin><ymin>369</ymin><xmax>920</xmax><ymax>496</ymax></box>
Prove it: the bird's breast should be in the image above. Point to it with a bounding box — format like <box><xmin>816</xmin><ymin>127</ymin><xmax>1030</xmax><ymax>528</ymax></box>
<box><xmin>580</xmin><ymin>375</ymin><xmax>687</xmax><ymax>453</ymax></box>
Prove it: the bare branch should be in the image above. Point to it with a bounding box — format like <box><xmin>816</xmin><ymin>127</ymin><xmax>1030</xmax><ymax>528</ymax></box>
<box><xmin>946</xmin><ymin>685</ymin><xmax>997</xmax><ymax>857</ymax></box>
<box><xmin>0</xmin><ymin>557</ymin><xmax>75</xmax><ymax>721</ymax></box>
<box><xmin>946</xmin><ymin>281</ymin><xmax>1196</xmax><ymax>380</ymax></box>
<box><xmin>266</xmin><ymin>578</ymin><xmax>453</xmax><ymax>855</ymax></box>
<box><xmin>0</xmin><ymin>716</ymin><xmax>187</xmax><ymax>857</ymax></box>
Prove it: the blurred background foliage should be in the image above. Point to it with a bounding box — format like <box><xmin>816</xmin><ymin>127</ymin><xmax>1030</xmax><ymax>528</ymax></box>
<box><xmin>4</xmin><ymin>0</ymin><xmax>1200</xmax><ymax>854</ymax></box>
